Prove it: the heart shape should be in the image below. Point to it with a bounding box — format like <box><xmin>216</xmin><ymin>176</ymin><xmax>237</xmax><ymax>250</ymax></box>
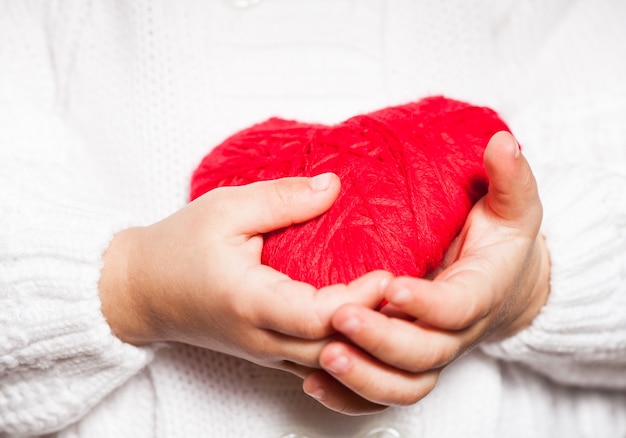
<box><xmin>190</xmin><ymin>96</ymin><xmax>511</xmax><ymax>288</ymax></box>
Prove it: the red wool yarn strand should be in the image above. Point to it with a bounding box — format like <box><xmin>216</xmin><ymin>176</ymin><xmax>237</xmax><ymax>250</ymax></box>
<box><xmin>190</xmin><ymin>96</ymin><xmax>512</xmax><ymax>288</ymax></box>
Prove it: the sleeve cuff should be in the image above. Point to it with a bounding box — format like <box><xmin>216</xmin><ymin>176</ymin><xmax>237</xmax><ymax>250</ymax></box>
<box><xmin>480</xmin><ymin>164</ymin><xmax>626</xmax><ymax>389</ymax></box>
<box><xmin>0</xmin><ymin>199</ymin><xmax>156</xmax><ymax>434</ymax></box>
<box><xmin>0</xmin><ymin>107</ymin><xmax>156</xmax><ymax>433</ymax></box>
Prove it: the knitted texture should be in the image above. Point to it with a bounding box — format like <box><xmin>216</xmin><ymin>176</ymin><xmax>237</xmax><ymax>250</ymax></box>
<box><xmin>3</xmin><ymin>1</ymin><xmax>626</xmax><ymax>436</ymax></box>
<box><xmin>191</xmin><ymin>96</ymin><xmax>511</xmax><ymax>287</ymax></box>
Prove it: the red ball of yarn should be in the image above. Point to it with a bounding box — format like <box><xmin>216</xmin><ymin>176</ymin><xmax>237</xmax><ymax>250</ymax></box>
<box><xmin>190</xmin><ymin>96</ymin><xmax>511</xmax><ymax>288</ymax></box>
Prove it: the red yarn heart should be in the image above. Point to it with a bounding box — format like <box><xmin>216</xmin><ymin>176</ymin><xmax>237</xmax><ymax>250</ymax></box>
<box><xmin>190</xmin><ymin>96</ymin><xmax>511</xmax><ymax>288</ymax></box>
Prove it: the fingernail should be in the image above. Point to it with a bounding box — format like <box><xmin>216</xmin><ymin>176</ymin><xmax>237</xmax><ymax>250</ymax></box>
<box><xmin>389</xmin><ymin>288</ymin><xmax>411</xmax><ymax>305</ymax></box>
<box><xmin>305</xmin><ymin>385</ymin><xmax>326</xmax><ymax>401</ymax></box>
<box><xmin>326</xmin><ymin>355</ymin><xmax>350</xmax><ymax>374</ymax></box>
<box><xmin>310</xmin><ymin>173</ymin><xmax>333</xmax><ymax>191</ymax></box>
<box><xmin>513</xmin><ymin>138</ymin><xmax>521</xmax><ymax>159</ymax></box>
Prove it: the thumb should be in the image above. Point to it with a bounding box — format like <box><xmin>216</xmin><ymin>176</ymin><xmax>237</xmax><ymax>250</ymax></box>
<box><xmin>218</xmin><ymin>173</ymin><xmax>341</xmax><ymax>236</ymax></box>
<box><xmin>483</xmin><ymin>131</ymin><xmax>542</xmax><ymax>228</ymax></box>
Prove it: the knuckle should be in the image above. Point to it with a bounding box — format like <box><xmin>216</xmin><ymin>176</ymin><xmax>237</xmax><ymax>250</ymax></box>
<box><xmin>270</xmin><ymin>179</ymin><xmax>296</xmax><ymax>209</ymax></box>
<box><xmin>336</xmin><ymin>400</ymin><xmax>355</xmax><ymax>415</ymax></box>
<box><xmin>402</xmin><ymin>375</ymin><xmax>438</xmax><ymax>406</ymax></box>
<box><xmin>415</xmin><ymin>341</ymin><xmax>457</xmax><ymax>372</ymax></box>
<box><xmin>454</xmin><ymin>280</ymin><xmax>490</xmax><ymax>329</ymax></box>
<box><xmin>304</xmin><ymin>308</ymin><xmax>331</xmax><ymax>338</ymax></box>
<box><xmin>383</xmin><ymin>372</ymin><xmax>439</xmax><ymax>406</ymax></box>
<box><xmin>278</xmin><ymin>281</ymin><xmax>330</xmax><ymax>339</ymax></box>
<box><xmin>380</xmin><ymin>383</ymin><xmax>422</xmax><ymax>406</ymax></box>
<box><xmin>366</xmin><ymin>318</ymin><xmax>396</xmax><ymax>356</ymax></box>
<box><xmin>396</xmin><ymin>391</ymin><xmax>422</xmax><ymax>406</ymax></box>
<box><xmin>228</xmin><ymin>288</ymin><xmax>261</xmax><ymax>326</ymax></box>
<box><xmin>197</xmin><ymin>186</ymin><xmax>233</xmax><ymax>225</ymax></box>
<box><xmin>459</xmin><ymin>296</ymin><xmax>483</xmax><ymax>327</ymax></box>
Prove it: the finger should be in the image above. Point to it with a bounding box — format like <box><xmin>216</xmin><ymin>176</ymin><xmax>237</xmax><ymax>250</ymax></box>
<box><xmin>316</xmin><ymin>342</ymin><xmax>440</xmax><ymax>407</ymax></box>
<box><xmin>246</xmin><ymin>269</ymin><xmax>392</xmax><ymax>339</ymax></box>
<box><xmin>332</xmin><ymin>303</ymin><xmax>465</xmax><ymax>371</ymax></box>
<box><xmin>272</xmin><ymin>361</ymin><xmax>316</xmax><ymax>381</ymax></box>
<box><xmin>484</xmin><ymin>131</ymin><xmax>542</xmax><ymax>228</ymax></box>
<box><xmin>208</xmin><ymin>173</ymin><xmax>341</xmax><ymax>236</ymax></box>
<box><xmin>303</xmin><ymin>370</ymin><xmax>388</xmax><ymax>416</ymax></box>
<box><xmin>251</xmin><ymin>329</ymin><xmax>329</xmax><ymax>369</ymax></box>
<box><xmin>384</xmin><ymin>271</ymin><xmax>495</xmax><ymax>331</ymax></box>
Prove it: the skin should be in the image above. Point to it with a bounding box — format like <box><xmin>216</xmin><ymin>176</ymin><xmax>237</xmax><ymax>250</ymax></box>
<box><xmin>100</xmin><ymin>130</ymin><xmax>550</xmax><ymax>416</ymax></box>
<box><xmin>99</xmin><ymin>172</ymin><xmax>392</xmax><ymax>377</ymax></box>
<box><xmin>302</xmin><ymin>131</ymin><xmax>551</xmax><ymax>414</ymax></box>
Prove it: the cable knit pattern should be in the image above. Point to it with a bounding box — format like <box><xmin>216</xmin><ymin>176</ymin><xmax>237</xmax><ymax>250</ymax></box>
<box><xmin>0</xmin><ymin>107</ymin><xmax>154</xmax><ymax>435</ymax></box>
<box><xmin>1</xmin><ymin>0</ymin><xmax>625</xmax><ymax>436</ymax></box>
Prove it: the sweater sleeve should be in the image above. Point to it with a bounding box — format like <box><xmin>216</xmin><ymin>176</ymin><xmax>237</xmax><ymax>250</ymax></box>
<box><xmin>0</xmin><ymin>106</ymin><xmax>154</xmax><ymax>435</ymax></box>
<box><xmin>481</xmin><ymin>162</ymin><xmax>626</xmax><ymax>389</ymax></box>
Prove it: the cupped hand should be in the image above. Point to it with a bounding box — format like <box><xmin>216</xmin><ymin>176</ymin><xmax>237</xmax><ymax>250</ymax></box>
<box><xmin>99</xmin><ymin>173</ymin><xmax>391</xmax><ymax>377</ymax></box>
<box><xmin>303</xmin><ymin>131</ymin><xmax>551</xmax><ymax>414</ymax></box>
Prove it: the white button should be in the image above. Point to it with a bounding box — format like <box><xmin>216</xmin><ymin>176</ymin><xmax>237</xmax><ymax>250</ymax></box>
<box><xmin>227</xmin><ymin>0</ymin><xmax>262</xmax><ymax>8</ymax></box>
<box><xmin>364</xmin><ymin>426</ymin><xmax>402</xmax><ymax>438</ymax></box>
<box><xmin>280</xmin><ymin>434</ymin><xmax>310</xmax><ymax>438</ymax></box>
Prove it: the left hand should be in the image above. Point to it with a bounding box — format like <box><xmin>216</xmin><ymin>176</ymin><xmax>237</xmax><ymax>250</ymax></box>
<box><xmin>302</xmin><ymin>131</ymin><xmax>551</xmax><ymax>415</ymax></box>
<box><xmin>100</xmin><ymin>174</ymin><xmax>390</xmax><ymax>376</ymax></box>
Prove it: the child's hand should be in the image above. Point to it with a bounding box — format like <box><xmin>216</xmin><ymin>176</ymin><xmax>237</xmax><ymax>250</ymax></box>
<box><xmin>303</xmin><ymin>131</ymin><xmax>550</xmax><ymax>414</ymax></box>
<box><xmin>99</xmin><ymin>173</ymin><xmax>391</xmax><ymax>377</ymax></box>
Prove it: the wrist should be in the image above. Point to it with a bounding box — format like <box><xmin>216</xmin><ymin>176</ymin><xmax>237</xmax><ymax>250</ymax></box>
<box><xmin>501</xmin><ymin>235</ymin><xmax>551</xmax><ymax>339</ymax></box>
<box><xmin>99</xmin><ymin>227</ymin><xmax>155</xmax><ymax>345</ymax></box>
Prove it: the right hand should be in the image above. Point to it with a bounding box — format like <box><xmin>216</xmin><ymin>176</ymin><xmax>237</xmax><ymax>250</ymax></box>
<box><xmin>303</xmin><ymin>131</ymin><xmax>549</xmax><ymax>414</ymax></box>
<box><xmin>98</xmin><ymin>173</ymin><xmax>391</xmax><ymax>377</ymax></box>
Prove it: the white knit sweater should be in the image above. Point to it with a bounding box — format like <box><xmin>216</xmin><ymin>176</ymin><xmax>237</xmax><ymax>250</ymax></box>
<box><xmin>1</xmin><ymin>1</ymin><xmax>625</xmax><ymax>437</ymax></box>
